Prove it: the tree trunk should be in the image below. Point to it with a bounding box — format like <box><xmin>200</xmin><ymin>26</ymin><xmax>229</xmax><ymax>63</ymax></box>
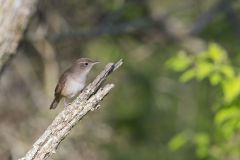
<box><xmin>0</xmin><ymin>0</ymin><xmax>37</xmax><ymax>73</ymax></box>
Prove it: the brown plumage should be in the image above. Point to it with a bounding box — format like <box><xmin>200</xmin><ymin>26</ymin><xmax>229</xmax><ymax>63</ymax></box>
<box><xmin>49</xmin><ymin>72</ymin><xmax>67</xmax><ymax>109</ymax></box>
<box><xmin>50</xmin><ymin>58</ymin><xmax>99</xmax><ymax>109</ymax></box>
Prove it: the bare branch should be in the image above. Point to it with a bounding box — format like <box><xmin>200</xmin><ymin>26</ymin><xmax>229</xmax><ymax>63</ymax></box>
<box><xmin>19</xmin><ymin>59</ymin><xmax>123</xmax><ymax>160</ymax></box>
<box><xmin>0</xmin><ymin>0</ymin><xmax>37</xmax><ymax>74</ymax></box>
<box><xmin>190</xmin><ymin>0</ymin><xmax>230</xmax><ymax>35</ymax></box>
<box><xmin>50</xmin><ymin>14</ymin><xmax>207</xmax><ymax>54</ymax></box>
<box><xmin>50</xmin><ymin>18</ymin><xmax>154</xmax><ymax>41</ymax></box>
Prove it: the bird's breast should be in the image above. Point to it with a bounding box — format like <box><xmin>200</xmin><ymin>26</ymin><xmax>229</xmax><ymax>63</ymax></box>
<box><xmin>61</xmin><ymin>77</ymin><xmax>85</xmax><ymax>98</ymax></box>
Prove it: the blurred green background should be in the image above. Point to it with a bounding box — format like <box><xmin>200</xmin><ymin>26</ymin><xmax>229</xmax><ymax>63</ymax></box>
<box><xmin>0</xmin><ymin>0</ymin><xmax>240</xmax><ymax>159</ymax></box>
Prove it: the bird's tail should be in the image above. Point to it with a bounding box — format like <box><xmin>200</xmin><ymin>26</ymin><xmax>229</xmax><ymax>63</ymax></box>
<box><xmin>50</xmin><ymin>97</ymin><xmax>60</xmax><ymax>109</ymax></box>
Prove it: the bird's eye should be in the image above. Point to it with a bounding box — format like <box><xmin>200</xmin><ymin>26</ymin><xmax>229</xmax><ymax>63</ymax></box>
<box><xmin>84</xmin><ymin>62</ymin><xmax>88</xmax><ymax>66</ymax></box>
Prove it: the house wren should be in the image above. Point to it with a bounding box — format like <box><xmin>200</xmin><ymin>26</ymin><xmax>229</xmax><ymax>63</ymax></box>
<box><xmin>50</xmin><ymin>58</ymin><xmax>99</xmax><ymax>109</ymax></box>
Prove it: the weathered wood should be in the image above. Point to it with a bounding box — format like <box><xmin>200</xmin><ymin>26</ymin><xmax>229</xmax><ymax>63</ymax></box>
<box><xmin>19</xmin><ymin>59</ymin><xmax>123</xmax><ymax>160</ymax></box>
<box><xmin>0</xmin><ymin>0</ymin><xmax>37</xmax><ymax>73</ymax></box>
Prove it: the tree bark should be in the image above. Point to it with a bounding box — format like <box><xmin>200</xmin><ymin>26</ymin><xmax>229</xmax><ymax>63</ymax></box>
<box><xmin>0</xmin><ymin>0</ymin><xmax>37</xmax><ymax>74</ymax></box>
<box><xmin>19</xmin><ymin>59</ymin><xmax>123</xmax><ymax>160</ymax></box>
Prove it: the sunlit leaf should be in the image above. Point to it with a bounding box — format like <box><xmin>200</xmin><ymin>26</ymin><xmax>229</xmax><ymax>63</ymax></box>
<box><xmin>196</xmin><ymin>62</ymin><xmax>213</xmax><ymax>80</ymax></box>
<box><xmin>194</xmin><ymin>133</ymin><xmax>209</xmax><ymax>147</ymax></box>
<box><xmin>180</xmin><ymin>69</ymin><xmax>195</xmax><ymax>82</ymax></box>
<box><xmin>222</xmin><ymin>77</ymin><xmax>240</xmax><ymax>103</ymax></box>
<box><xmin>221</xmin><ymin>118</ymin><xmax>240</xmax><ymax>139</ymax></box>
<box><xmin>208</xmin><ymin>43</ymin><xmax>226</xmax><ymax>63</ymax></box>
<box><xmin>215</xmin><ymin>106</ymin><xmax>240</xmax><ymax>138</ymax></box>
<box><xmin>168</xmin><ymin>132</ymin><xmax>189</xmax><ymax>151</ymax></box>
<box><xmin>194</xmin><ymin>133</ymin><xmax>210</xmax><ymax>158</ymax></box>
<box><xmin>215</xmin><ymin>107</ymin><xmax>240</xmax><ymax>126</ymax></box>
<box><xmin>166</xmin><ymin>51</ymin><xmax>192</xmax><ymax>72</ymax></box>
<box><xmin>210</xmin><ymin>72</ymin><xmax>221</xmax><ymax>85</ymax></box>
<box><xmin>221</xmin><ymin>65</ymin><xmax>235</xmax><ymax>78</ymax></box>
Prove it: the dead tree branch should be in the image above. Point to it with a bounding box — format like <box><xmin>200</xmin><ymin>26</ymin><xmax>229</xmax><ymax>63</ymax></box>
<box><xmin>50</xmin><ymin>15</ymin><xmax>207</xmax><ymax>54</ymax></box>
<box><xmin>19</xmin><ymin>59</ymin><xmax>123</xmax><ymax>160</ymax></box>
<box><xmin>0</xmin><ymin>0</ymin><xmax>37</xmax><ymax>74</ymax></box>
<box><xmin>50</xmin><ymin>18</ymin><xmax>154</xmax><ymax>41</ymax></box>
<box><xmin>190</xmin><ymin>0</ymin><xmax>233</xmax><ymax>35</ymax></box>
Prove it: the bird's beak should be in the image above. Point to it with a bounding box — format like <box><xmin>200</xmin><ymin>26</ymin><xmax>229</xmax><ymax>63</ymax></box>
<box><xmin>93</xmin><ymin>61</ymin><xmax>100</xmax><ymax>65</ymax></box>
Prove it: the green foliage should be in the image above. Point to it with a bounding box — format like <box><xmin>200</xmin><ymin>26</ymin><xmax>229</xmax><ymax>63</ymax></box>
<box><xmin>166</xmin><ymin>43</ymin><xmax>233</xmax><ymax>84</ymax></box>
<box><xmin>193</xmin><ymin>133</ymin><xmax>210</xmax><ymax>158</ymax></box>
<box><xmin>168</xmin><ymin>131</ymin><xmax>189</xmax><ymax>151</ymax></box>
<box><xmin>167</xmin><ymin>43</ymin><xmax>240</xmax><ymax>159</ymax></box>
<box><xmin>166</xmin><ymin>51</ymin><xmax>192</xmax><ymax>72</ymax></box>
<box><xmin>208</xmin><ymin>43</ymin><xmax>226</xmax><ymax>63</ymax></box>
<box><xmin>215</xmin><ymin>106</ymin><xmax>240</xmax><ymax>139</ymax></box>
<box><xmin>222</xmin><ymin>77</ymin><xmax>240</xmax><ymax>103</ymax></box>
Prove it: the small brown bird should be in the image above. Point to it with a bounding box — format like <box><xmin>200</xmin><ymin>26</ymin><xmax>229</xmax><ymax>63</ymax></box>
<box><xmin>50</xmin><ymin>58</ymin><xmax>99</xmax><ymax>109</ymax></box>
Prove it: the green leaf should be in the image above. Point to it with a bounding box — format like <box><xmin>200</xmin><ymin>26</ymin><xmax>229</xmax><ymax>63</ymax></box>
<box><xmin>222</xmin><ymin>77</ymin><xmax>240</xmax><ymax>103</ymax></box>
<box><xmin>221</xmin><ymin>118</ymin><xmax>240</xmax><ymax>139</ymax></box>
<box><xmin>208</xmin><ymin>43</ymin><xmax>226</xmax><ymax>63</ymax></box>
<box><xmin>221</xmin><ymin>65</ymin><xmax>234</xmax><ymax>78</ymax></box>
<box><xmin>194</xmin><ymin>133</ymin><xmax>210</xmax><ymax>158</ymax></box>
<box><xmin>215</xmin><ymin>107</ymin><xmax>240</xmax><ymax>126</ymax></box>
<box><xmin>196</xmin><ymin>62</ymin><xmax>214</xmax><ymax>80</ymax></box>
<box><xmin>210</xmin><ymin>72</ymin><xmax>221</xmax><ymax>85</ymax></box>
<box><xmin>166</xmin><ymin>51</ymin><xmax>192</xmax><ymax>72</ymax></box>
<box><xmin>168</xmin><ymin>132</ymin><xmax>189</xmax><ymax>151</ymax></box>
<box><xmin>194</xmin><ymin>133</ymin><xmax>209</xmax><ymax>147</ymax></box>
<box><xmin>215</xmin><ymin>106</ymin><xmax>240</xmax><ymax>138</ymax></box>
<box><xmin>180</xmin><ymin>69</ymin><xmax>195</xmax><ymax>82</ymax></box>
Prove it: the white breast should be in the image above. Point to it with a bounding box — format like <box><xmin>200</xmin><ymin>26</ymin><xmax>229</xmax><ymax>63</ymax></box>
<box><xmin>62</xmin><ymin>77</ymin><xmax>85</xmax><ymax>98</ymax></box>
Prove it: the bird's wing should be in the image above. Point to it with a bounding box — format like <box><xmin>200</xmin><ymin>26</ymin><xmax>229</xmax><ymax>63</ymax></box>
<box><xmin>54</xmin><ymin>72</ymin><xmax>68</xmax><ymax>97</ymax></box>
